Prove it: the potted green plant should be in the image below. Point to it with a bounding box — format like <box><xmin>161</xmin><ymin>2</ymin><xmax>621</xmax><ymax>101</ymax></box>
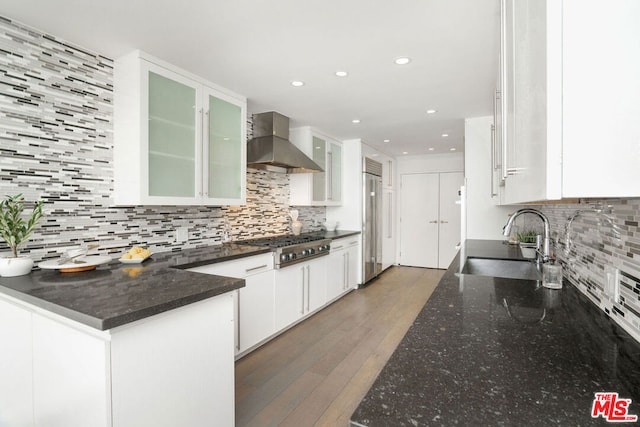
<box><xmin>517</xmin><ymin>230</ymin><xmax>539</xmax><ymax>247</ymax></box>
<box><xmin>0</xmin><ymin>194</ymin><xmax>44</xmax><ymax>277</ymax></box>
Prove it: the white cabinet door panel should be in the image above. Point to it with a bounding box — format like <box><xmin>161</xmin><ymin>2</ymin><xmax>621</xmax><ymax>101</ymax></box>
<box><xmin>239</xmin><ymin>270</ymin><xmax>275</xmax><ymax>352</ymax></box>
<box><xmin>32</xmin><ymin>314</ymin><xmax>110</xmax><ymax>427</ymax></box>
<box><xmin>400</xmin><ymin>173</ymin><xmax>439</xmax><ymax>268</ymax></box>
<box><xmin>0</xmin><ymin>298</ymin><xmax>33</xmax><ymax>427</ymax></box>
<box><xmin>275</xmin><ymin>265</ymin><xmax>305</xmax><ymax>330</ymax></box>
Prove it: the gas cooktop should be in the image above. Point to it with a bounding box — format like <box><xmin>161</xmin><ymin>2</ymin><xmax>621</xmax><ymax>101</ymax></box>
<box><xmin>236</xmin><ymin>234</ymin><xmax>326</xmax><ymax>249</ymax></box>
<box><xmin>236</xmin><ymin>234</ymin><xmax>331</xmax><ymax>268</ymax></box>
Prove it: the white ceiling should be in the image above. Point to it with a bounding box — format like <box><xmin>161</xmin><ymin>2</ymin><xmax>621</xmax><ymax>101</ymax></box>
<box><xmin>1</xmin><ymin>0</ymin><xmax>499</xmax><ymax>157</ymax></box>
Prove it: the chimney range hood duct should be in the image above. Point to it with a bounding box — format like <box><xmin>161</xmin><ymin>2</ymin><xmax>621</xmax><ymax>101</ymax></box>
<box><xmin>247</xmin><ymin>111</ymin><xmax>323</xmax><ymax>173</ymax></box>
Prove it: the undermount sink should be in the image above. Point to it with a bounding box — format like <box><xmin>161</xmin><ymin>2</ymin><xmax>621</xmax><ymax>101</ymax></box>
<box><xmin>461</xmin><ymin>257</ymin><xmax>542</xmax><ymax>281</ymax></box>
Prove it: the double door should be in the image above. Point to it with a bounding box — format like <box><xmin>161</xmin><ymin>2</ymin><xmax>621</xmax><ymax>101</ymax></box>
<box><xmin>400</xmin><ymin>172</ymin><xmax>463</xmax><ymax>269</ymax></box>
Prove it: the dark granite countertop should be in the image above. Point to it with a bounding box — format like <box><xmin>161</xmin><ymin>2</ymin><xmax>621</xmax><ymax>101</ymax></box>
<box><xmin>351</xmin><ymin>239</ymin><xmax>640</xmax><ymax>426</ymax></box>
<box><xmin>0</xmin><ymin>243</ymin><xmax>271</xmax><ymax>331</ymax></box>
<box><xmin>0</xmin><ymin>231</ymin><xmax>361</xmax><ymax>332</ymax></box>
<box><xmin>322</xmin><ymin>230</ymin><xmax>361</xmax><ymax>240</ymax></box>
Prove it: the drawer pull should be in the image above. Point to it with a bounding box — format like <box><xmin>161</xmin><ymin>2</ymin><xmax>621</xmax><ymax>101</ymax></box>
<box><xmin>333</xmin><ymin>245</ymin><xmax>344</xmax><ymax>250</ymax></box>
<box><xmin>245</xmin><ymin>264</ymin><xmax>268</xmax><ymax>273</ymax></box>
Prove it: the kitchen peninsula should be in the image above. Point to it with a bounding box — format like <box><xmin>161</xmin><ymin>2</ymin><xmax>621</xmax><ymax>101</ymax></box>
<box><xmin>0</xmin><ymin>243</ymin><xmax>268</xmax><ymax>427</ymax></box>
<box><xmin>351</xmin><ymin>240</ymin><xmax>640</xmax><ymax>426</ymax></box>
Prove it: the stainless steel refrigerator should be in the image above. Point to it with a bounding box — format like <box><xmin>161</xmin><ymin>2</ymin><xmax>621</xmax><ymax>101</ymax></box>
<box><xmin>362</xmin><ymin>157</ymin><xmax>383</xmax><ymax>285</ymax></box>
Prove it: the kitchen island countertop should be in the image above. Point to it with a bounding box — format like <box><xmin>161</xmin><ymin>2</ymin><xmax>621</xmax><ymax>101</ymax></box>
<box><xmin>0</xmin><ymin>243</ymin><xmax>272</xmax><ymax>330</ymax></box>
<box><xmin>350</xmin><ymin>239</ymin><xmax>640</xmax><ymax>426</ymax></box>
<box><xmin>0</xmin><ymin>230</ymin><xmax>361</xmax><ymax>332</ymax></box>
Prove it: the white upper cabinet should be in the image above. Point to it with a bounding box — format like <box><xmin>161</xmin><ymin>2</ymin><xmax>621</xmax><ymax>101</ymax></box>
<box><xmin>113</xmin><ymin>51</ymin><xmax>246</xmax><ymax>206</ymax></box>
<box><xmin>381</xmin><ymin>155</ymin><xmax>395</xmax><ymax>190</ymax></box>
<box><xmin>499</xmin><ymin>0</ymin><xmax>640</xmax><ymax>203</ymax></box>
<box><xmin>289</xmin><ymin>127</ymin><xmax>343</xmax><ymax>206</ymax></box>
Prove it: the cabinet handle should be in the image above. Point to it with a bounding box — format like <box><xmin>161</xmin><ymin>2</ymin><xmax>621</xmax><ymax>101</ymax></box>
<box><xmin>345</xmin><ymin>252</ymin><xmax>349</xmax><ymax>290</ymax></box>
<box><xmin>333</xmin><ymin>245</ymin><xmax>344</xmax><ymax>250</ymax></box>
<box><xmin>500</xmin><ymin>0</ymin><xmax>508</xmax><ymax>182</ymax></box>
<box><xmin>387</xmin><ymin>192</ymin><xmax>393</xmax><ymax>238</ymax></box>
<box><xmin>494</xmin><ymin>90</ymin><xmax>502</xmax><ymax>171</ymax></box>
<box><xmin>327</xmin><ymin>151</ymin><xmax>333</xmax><ymax>200</ymax></box>
<box><xmin>490</xmin><ymin>122</ymin><xmax>497</xmax><ymax>198</ymax></box>
<box><xmin>309</xmin><ymin>265</ymin><xmax>313</xmax><ymax>311</ymax></box>
<box><xmin>245</xmin><ymin>264</ymin><xmax>268</xmax><ymax>273</ymax></box>
<box><xmin>429</xmin><ymin>220</ymin><xmax>438</xmax><ymax>224</ymax></box>
<box><xmin>236</xmin><ymin>290</ymin><xmax>240</xmax><ymax>351</ymax></box>
<box><xmin>387</xmin><ymin>160</ymin><xmax>392</xmax><ymax>187</ymax></box>
<box><xmin>440</xmin><ymin>220</ymin><xmax>449</xmax><ymax>224</ymax></box>
<box><xmin>300</xmin><ymin>266</ymin><xmax>305</xmax><ymax>314</ymax></box>
<box><xmin>203</xmin><ymin>109</ymin><xmax>209</xmax><ymax>198</ymax></box>
<box><xmin>506</xmin><ymin>167</ymin><xmax>522</xmax><ymax>176</ymax></box>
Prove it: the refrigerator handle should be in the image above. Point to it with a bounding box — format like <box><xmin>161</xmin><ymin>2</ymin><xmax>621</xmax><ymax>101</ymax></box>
<box><xmin>387</xmin><ymin>191</ymin><xmax>392</xmax><ymax>239</ymax></box>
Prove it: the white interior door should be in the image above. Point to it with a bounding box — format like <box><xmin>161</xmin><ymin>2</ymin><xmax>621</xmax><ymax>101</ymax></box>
<box><xmin>438</xmin><ymin>172</ymin><xmax>463</xmax><ymax>268</ymax></box>
<box><xmin>400</xmin><ymin>173</ymin><xmax>439</xmax><ymax>268</ymax></box>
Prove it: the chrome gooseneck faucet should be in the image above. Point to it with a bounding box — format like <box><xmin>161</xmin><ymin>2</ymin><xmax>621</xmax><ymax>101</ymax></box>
<box><xmin>502</xmin><ymin>208</ymin><xmax>551</xmax><ymax>263</ymax></box>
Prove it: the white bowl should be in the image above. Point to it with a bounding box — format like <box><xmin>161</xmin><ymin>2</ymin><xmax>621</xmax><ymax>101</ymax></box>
<box><xmin>324</xmin><ymin>221</ymin><xmax>339</xmax><ymax>231</ymax></box>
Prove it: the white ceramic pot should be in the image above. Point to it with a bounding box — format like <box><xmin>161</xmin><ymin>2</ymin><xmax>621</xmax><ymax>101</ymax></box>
<box><xmin>0</xmin><ymin>257</ymin><xmax>34</xmax><ymax>277</ymax></box>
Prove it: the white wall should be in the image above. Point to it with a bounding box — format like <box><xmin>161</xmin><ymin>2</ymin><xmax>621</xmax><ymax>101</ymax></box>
<box><xmin>464</xmin><ymin>116</ymin><xmax>514</xmax><ymax>240</ymax></box>
<box><xmin>396</xmin><ymin>152</ymin><xmax>464</xmax><ymax>176</ymax></box>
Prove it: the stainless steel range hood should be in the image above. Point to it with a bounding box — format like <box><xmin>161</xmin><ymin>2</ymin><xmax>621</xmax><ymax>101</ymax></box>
<box><xmin>247</xmin><ymin>112</ymin><xmax>323</xmax><ymax>173</ymax></box>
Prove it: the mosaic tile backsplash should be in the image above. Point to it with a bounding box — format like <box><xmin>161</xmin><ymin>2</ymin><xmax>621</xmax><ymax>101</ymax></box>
<box><xmin>0</xmin><ymin>16</ymin><xmax>325</xmax><ymax>262</ymax></box>
<box><xmin>510</xmin><ymin>199</ymin><xmax>640</xmax><ymax>342</ymax></box>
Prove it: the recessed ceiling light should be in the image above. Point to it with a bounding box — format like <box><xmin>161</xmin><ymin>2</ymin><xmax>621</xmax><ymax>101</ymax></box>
<box><xmin>450</xmin><ymin>148</ymin><xmax>456</xmax><ymax>151</ymax></box>
<box><xmin>427</xmin><ymin>109</ymin><xmax>437</xmax><ymax>114</ymax></box>
<box><xmin>335</xmin><ymin>71</ymin><xmax>348</xmax><ymax>77</ymax></box>
<box><xmin>394</xmin><ymin>57</ymin><xmax>411</xmax><ymax>65</ymax></box>
<box><xmin>402</xmin><ymin>151</ymin><xmax>408</xmax><ymax>155</ymax></box>
<box><xmin>291</xmin><ymin>80</ymin><xmax>305</xmax><ymax>87</ymax></box>
<box><xmin>371</xmin><ymin>153</ymin><xmax>379</xmax><ymax>157</ymax></box>
<box><xmin>428</xmin><ymin>147</ymin><xmax>434</xmax><ymax>151</ymax></box>
<box><xmin>442</xmin><ymin>133</ymin><xmax>449</xmax><ymax>138</ymax></box>
<box><xmin>352</xmin><ymin>119</ymin><xmax>361</xmax><ymax>124</ymax></box>
<box><xmin>383</xmin><ymin>139</ymin><xmax>390</xmax><ymax>143</ymax></box>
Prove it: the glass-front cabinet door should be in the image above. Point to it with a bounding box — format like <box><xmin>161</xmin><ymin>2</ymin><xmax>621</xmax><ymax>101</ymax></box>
<box><xmin>205</xmin><ymin>90</ymin><xmax>246</xmax><ymax>203</ymax></box>
<box><xmin>328</xmin><ymin>142</ymin><xmax>342</xmax><ymax>203</ymax></box>
<box><xmin>311</xmin><ymin>136</ymin><xmax>326</xmax><ymax>202</ymax></box>
<box><xmin>113</xmin><ymin>51</ymin><xmax>247</xmax><ymax>206</ymax></box>
<box><xmin>147</xmin><ymin>70</ymin><xmax>198</xmax><ymax>198</ymax></box>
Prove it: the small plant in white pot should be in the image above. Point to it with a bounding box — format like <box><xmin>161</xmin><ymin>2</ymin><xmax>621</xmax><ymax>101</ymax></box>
<box><xmin>0</xmin><ymin>194</ymin><xmax>44</xmax><ymax>277</ymax></box>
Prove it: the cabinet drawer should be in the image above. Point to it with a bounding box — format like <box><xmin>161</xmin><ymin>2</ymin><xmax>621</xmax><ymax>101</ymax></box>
<box><xmin>188</xmin><ymin>253</ymin><xmax>273</xmax><ymax>278</ymax></box>
<box><xmin>330</xmin><ymin>237</ymin><xmax>359</xmax><ymax>251</ymax></box>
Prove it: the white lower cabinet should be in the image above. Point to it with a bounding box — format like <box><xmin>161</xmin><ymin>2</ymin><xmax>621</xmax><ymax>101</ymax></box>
<box><xmin>0</xmin><ymin>298</ymin><xmax>33</xmax><ymax>426</ymax></box>
<box><xmin>188</xmin><ymin>253</ymin><xmax>274</xmax><ymax>355</ymax></box>
<box><xmin>237</xmin><ymin>269</ymin><xmax>275</xmax><ymax>353</ymax></box>
<box><xmin>0</xmin><ymin>293</ymin><xmax>235</xmax><ymax>427</ymax></box>
<box><xmin>274</xmin><ymin>257</ymin><xmax>327</xmax><ymax>331</ymax></box>
<box><xmin>327</xmin><ymin>237</ymin><xmax>359</xmax><ymax>302</ymax></box>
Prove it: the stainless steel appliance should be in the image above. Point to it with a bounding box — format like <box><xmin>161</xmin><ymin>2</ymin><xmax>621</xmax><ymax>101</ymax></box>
<box><xmin>237</xmin><ymin>234</ymin><xmax>331</xmax><ymax>268</ymax></box>
<box><xmin>362</xmin><ymin>157</ymin><xmax>383</xmax><ymax>284</ymax></box>
<box><xmin>247</xmin><ymin>112</ymin><xmax>324</xmax><ymax>173</ymax></box>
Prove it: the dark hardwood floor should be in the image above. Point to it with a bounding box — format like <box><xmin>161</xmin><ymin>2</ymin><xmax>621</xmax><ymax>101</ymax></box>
<box><xmin>235</xmin><ymin>266</ymin><xmax>444</xmax><ymax>427</ymax></box>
